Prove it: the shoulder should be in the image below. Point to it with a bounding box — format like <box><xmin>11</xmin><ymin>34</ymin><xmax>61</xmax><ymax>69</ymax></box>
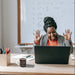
<box><xmin>57</xmin><ymin>33</ymin><xmax>64</xmax><ymax>40</ymax></box>
<box><xmin>40</xmin><ymin>34</ymin><xmax>48</xmax><ymax>42</ymax></box>
<box><xmin>42</xmin><ymin>34</ymin><xmax>48</xmax><ymax>39</ymax></box>
<box><xmin>40</xmin><ymin>34</ymin><xmax>48</xmax><ymax>46</ymax></box>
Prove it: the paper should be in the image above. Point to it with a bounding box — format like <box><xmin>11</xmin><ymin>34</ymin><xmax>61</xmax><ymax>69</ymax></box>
<box><xmin>70</xmin><ymin>54</ymin><xmax>75</xmax><ymax>60</ymax></box>
<box><xmin>26</xmin><ymin>55</ymin><xmax>35</xmax><ymax>61</ymax></box>
<box><xmin>12</xmin><ymin>54</ymin><xmax>35</xmax><ymax>61</ymax></box>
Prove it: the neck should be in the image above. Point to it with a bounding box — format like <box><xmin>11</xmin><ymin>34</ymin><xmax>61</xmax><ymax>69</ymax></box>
<box><xmin>49</xmin><ymin>37</ymin><xmax>57</xmax><ymax>41</ymax></box>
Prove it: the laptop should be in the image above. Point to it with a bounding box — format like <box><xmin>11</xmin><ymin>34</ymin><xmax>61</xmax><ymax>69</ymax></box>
<box><xmin>34</xmin><ymin>46</ymin><xmax>70</xmax><ymax>64</ymax></box>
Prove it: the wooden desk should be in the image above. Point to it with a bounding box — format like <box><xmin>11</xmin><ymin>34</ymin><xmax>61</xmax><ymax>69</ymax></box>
<box><xmin>0</xmin><ymin>54</ymin><xmax>75</xmax><ymax>75</ymax></box>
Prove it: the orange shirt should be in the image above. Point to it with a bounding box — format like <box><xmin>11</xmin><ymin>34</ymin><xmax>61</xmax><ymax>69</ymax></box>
<box><xmin>34</xmin><ymin>39</ymin><xmax>59</xmax><ymax>46</ymax></box>
<box><xmin>47</xmin><ymin>39</ymin><xmax>59</xmax><ymax>46</ymax></box>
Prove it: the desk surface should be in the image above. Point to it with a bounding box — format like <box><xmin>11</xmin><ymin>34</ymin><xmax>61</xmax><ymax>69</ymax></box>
<box><xmin>0</xmin><ymin>54</ymin><xmax>75</xmax><ymax>75</ymax></box>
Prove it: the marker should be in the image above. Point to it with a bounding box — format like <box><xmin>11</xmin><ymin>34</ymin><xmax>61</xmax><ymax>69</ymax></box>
<box><xmin>0</xmin><ymin>48</ymin><xmax>3</xmax><ymax>54</ymax></box>
<box><xmin>2</xmin><ymin>51</ymin><xmax>6</xmax><ymax>54</ymax></box>
<box><xmin>7</xmin><ymin>49</ymin><xmax>10</xmax><ymax>54</ymax></box>
<box><xmin>0</xmin><ymin>50</ymin><xmax>1</xmax><ymax>54</ymax></box>
<box><xmin>6</xmin><ymin>48</ymin><xmax>7</xmax><ymax>54</ymax></box>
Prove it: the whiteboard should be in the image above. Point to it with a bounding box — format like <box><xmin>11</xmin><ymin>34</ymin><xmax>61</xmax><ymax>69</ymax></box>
<box><xmin>21</xmin><ymin>0</ymin><xmax>75</xmax><ymax>43</ymax></box>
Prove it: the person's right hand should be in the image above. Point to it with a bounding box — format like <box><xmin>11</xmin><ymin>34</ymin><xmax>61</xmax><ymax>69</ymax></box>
<box><xmin>33</xmin><ymin>30</ymin><xmax>43</xmax><ymax>42</ymax></box>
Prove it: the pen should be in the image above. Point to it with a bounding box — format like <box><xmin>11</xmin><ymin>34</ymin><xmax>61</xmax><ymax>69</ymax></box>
<box><xmin>26</xmin><ymin>55</ymin><xmax>31</xmax><ymax>58</ymax></box>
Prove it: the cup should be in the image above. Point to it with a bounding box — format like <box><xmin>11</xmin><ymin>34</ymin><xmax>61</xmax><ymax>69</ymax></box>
<box><xmin>20</xmin><ymin>58</ymin><xmax>26</xmax><ymax>67</ymax></box>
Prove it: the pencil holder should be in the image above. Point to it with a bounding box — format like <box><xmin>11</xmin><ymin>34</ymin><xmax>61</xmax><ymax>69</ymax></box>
<box><xmin>0</xmin><ymin>53</ymin><xmax>10</xmax><ymax>66</ymax></box>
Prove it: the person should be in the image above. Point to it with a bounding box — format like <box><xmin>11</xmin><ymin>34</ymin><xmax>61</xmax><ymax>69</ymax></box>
<box><xmin>33</xmin><ymin>17</ymin><xmax>73</xmax><ymax>53</ymax></box>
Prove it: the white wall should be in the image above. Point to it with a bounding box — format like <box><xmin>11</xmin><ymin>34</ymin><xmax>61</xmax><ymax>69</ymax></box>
<box><xmin>0</xmin><ymin>0</ymin><xmax>2</xmax><ymax>48</ymax></box>
<box><xmin>2</xmin><ymin>0</ymin><xmax>17</xmax><ymax>53</ymax></box>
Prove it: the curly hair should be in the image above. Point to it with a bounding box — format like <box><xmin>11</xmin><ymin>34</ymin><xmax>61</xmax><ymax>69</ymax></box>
<box><xmin>43</xmin><ymin>17</ymin><xmax>57</xmax><ymax>32</ymax></box>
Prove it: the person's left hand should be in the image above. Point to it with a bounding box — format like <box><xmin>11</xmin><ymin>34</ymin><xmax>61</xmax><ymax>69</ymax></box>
<box><xmin>63</xmin><ymin>29</ymin><xmax>72</xmax><ymax>40</ymax></box>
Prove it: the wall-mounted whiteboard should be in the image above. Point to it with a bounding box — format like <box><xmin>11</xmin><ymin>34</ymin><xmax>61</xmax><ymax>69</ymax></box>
<box><xmin>21</xmin><ymin>0</ymin><xmax>75</xmax><ymax>43</ymax></box>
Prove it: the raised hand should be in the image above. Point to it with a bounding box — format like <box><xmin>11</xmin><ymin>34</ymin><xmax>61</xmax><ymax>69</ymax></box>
<box><xmin>63</xmin><ymin>29</ymin><xmax>72</xmax><ymax>40</ymax></box>
<box><xmin>33</xmin><ymin>30</ymin><xmax>42</xmax><ymax>42</ymax></box>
